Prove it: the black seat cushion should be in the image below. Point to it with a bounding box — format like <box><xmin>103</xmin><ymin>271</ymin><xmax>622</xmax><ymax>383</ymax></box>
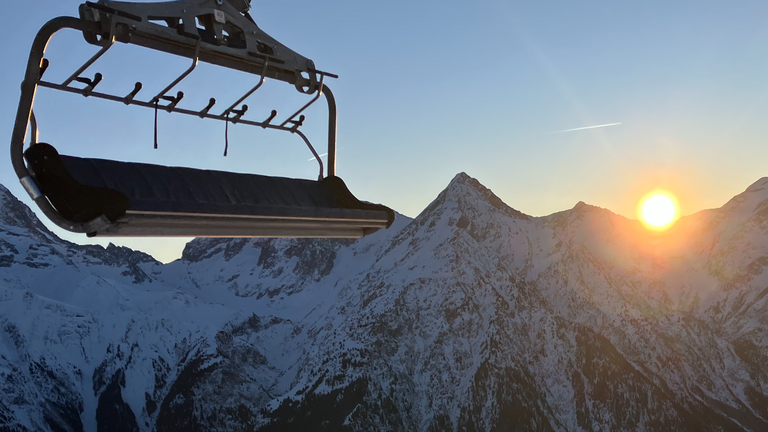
<box><xmin>24</xmin><ymin>143</ymin><xmax>394</xmax><ymax>225</ymax></box>
<box><xmin>24</xmin><ymin>143</ymin><xmax>130</xmax><ymax>222</ymax></box>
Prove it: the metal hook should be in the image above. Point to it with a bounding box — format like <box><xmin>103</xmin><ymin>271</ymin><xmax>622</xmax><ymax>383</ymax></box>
<box><xmin>199</xmin><ymin>98</ymin><xmax>216</xmax><ymax>118</ymax></box>
<box><xmin>124</xmin><ymin>82</ymin><xmax>142</xmax><ymax>104</ymax></box>
<box><xmin>288</xmin><ymin>115</ymin><xmax>305</xmax><ymax>132</ymax></box>
<box><xmin>229</xmin><ymin>105</ymin><xmax>248</xmax><ymax>123</ymax></box>
<box><xmin>160</xmin><ymin>91</ymin><xmax>184</xmax><ymax>112</ymax></box>
<box><xmin>75</xmin><ymin>73</ymin><xmax>103</xmax><ymax>96</ymax></box>
<box><xmin>261</xmin><ymin>110</ymin><xmax>277</xmax><ymax>129</ymax></box>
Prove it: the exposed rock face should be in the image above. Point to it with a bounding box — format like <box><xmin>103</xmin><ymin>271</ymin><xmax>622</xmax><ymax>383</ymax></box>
<box><xmin>1</xmin><ymin>175</ymin><xmax>768</xmax><ymax>431</ymax></box>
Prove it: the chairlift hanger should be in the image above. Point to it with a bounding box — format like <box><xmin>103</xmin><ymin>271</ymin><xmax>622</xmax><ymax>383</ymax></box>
<box><xmin>11</xmin><ymin>0</ymin><xmax>394</xmax><ymax>238</ymax></box>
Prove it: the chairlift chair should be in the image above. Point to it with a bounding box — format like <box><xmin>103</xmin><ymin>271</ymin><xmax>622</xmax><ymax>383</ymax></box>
<box><xmin>11</xmin><ymin>0</ymin><xmax>394</xmax><ymax>238</ymax></box>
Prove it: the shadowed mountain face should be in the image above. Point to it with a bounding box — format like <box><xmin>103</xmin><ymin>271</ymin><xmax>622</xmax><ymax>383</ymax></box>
<box><xmin>1</xmin><ymin>174</ymin><xmax>768</xmax><ymax>431</ymax></box>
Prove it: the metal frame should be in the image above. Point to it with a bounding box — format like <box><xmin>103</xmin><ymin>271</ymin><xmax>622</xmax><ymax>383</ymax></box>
<box><xmin>11</xmin><ymin>2</ymin><xmax>343</xmax><ymax>236</ymax></box>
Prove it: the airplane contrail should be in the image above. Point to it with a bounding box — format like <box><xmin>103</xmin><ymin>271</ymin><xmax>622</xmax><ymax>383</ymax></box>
<box><xmin>550</xmin><ymin>122</ymin><xmax>622</xmax><ymax>134</ymax></box>
<box><xmin>308</xmin><ymin>152</ymin><xmax>328</xmax><ymax>162</ymax></box>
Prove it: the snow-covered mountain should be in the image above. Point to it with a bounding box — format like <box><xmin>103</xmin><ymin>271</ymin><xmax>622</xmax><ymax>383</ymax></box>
<box><xmin>1</xmin><ymin>174</ymin><xmax>767</xmax><ymax>431</ymax></box>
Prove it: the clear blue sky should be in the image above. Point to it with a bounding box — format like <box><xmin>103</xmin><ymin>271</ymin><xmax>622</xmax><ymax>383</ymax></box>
<box><xmin>2</xmin><ymin>1</ymin><xmax>767</xmax><ymax>262</ymax></box>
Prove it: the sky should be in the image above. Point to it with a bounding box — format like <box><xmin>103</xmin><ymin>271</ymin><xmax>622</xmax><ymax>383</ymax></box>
<box><xmin>2</xmin><ymin>0</ymin><xmax>767</xmax><ymax>263</ymax></box>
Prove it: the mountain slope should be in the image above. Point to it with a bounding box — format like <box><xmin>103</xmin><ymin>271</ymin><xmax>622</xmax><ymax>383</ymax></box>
<box><xmin>1</xmin><ymin>175</ymin><xmax>767</xmax><ymax>431</ymax></box>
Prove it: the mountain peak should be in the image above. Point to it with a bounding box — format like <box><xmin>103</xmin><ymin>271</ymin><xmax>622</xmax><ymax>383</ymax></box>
<box><xmin>395</xmin><ymin>173</ymin><xmax>530</xmax><ymax>249</ymax></box>
<box><xmin>443</xmin><ymin>172</ymin><xmax>530</xmax><ymax>221</ymax></box>
<box><xmin>447</xmin><ymin>172</ymin><xmax>474</xmax><ymax>187</ymax></box>
<box><xmin>571</xmin><ymin>201</ymin><xmax>607</xmax><ymax>213</ymax></box>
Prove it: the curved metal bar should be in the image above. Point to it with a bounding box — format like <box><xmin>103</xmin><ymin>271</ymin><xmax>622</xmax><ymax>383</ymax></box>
<box><xmin>323</xmin><ymin>85</ymin><xmax>337</xmax><ymax>178</ymax></box>
<box><xmin>150</xmin><ymin>38</ymin><xmax>201</xmax><ymax>104</ymax></box>
<box><xmin>294</xmin><ymin>129</ymin><xmax>324</xmax><ymax>180</ymax></box>
<box><xmin>279</xmin><ymin>75</ymin><xmax>325</xmax><ymax>127</ymax></box>
<box><xmin>61</xmin><ymin>16</ymin><xmax>117</xmax><ymax>87</ymax></box>
<box><xmin>222</xmin><ymin>60</ymin><xmax>269</xmax><ymax>116</ymax></box>
<box><xmin>12</xmin><ymin>17</ymin><xmax>91</xmax><ymax>179</ymax></box>
<box><xmin>10</xmin><ymin>16</ymin><xmax>107</xmax><ymax>234</ymax></box>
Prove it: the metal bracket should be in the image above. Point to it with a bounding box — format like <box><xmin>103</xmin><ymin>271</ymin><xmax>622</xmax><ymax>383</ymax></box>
<box><xmin>20</xmin><ymin>176</ymin><xmax>42</xmax><ymax>200</ymax></box>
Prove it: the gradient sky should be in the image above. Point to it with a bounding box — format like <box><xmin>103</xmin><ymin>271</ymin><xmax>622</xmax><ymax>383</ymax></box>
<box><xmin>2</xmin><ymin>0</ymin><xmax>767</xmax><ymax>263</ymax></box>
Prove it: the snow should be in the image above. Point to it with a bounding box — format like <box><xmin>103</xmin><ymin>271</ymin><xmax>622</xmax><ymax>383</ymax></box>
<box><xmin>1</xmin><ymin>173</ymin><xmax>768</xmax><ymax>431</ymax></box>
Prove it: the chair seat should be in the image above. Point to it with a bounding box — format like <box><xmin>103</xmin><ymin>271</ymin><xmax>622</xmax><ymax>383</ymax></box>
<box><xmin>24</xmin><ymin>143</ymin><xmax>394</xmax><ymax>238</ymax></box>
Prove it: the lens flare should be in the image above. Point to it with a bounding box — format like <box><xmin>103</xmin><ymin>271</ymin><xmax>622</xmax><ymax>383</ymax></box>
<box><xmin>637</xmin><ymin>191</ymin><xmax>679</xmax><ymax>231</ymax></box>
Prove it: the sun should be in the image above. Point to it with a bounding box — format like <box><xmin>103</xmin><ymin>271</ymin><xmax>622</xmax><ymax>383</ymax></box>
<box><xmin>637</xmin><ymin>190</ymin><xmax>679</xmax><ymax>231</ymax></box>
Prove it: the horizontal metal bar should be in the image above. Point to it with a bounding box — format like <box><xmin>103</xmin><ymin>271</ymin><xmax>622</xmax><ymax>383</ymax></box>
<box><xmin>126</xmin><ymin>209</ymin><xmax>391</xmax><ymax>224</ymax></box>
<box><xmin>308</xmin><ymin>69</ymin><xmax>339</xmax><ymax>79</ymax></box>
<box><xmin>91</xmin><ymin>212</ymin><xmax>388</xmax><ymax>238</ymax></box>
<box><xmin>94</xmin><ymin>229</ymin><xmax>367</xmax><ymax>238</ymax></box>
<box><xmin>37</xmin><ymin>80</ymin><xmax>295</xmax><ymax>132</ymax></box>
<box><xmin>84</xmin><ymin>1</ymin><xmax>142</xmax><ymax>22</ymax></box>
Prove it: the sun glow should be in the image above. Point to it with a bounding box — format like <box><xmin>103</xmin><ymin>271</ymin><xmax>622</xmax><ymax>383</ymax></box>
<box><xmin>637</xmin><ymin>191</ymin><xmax>679</xmax><ymax>231</ymax></box>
